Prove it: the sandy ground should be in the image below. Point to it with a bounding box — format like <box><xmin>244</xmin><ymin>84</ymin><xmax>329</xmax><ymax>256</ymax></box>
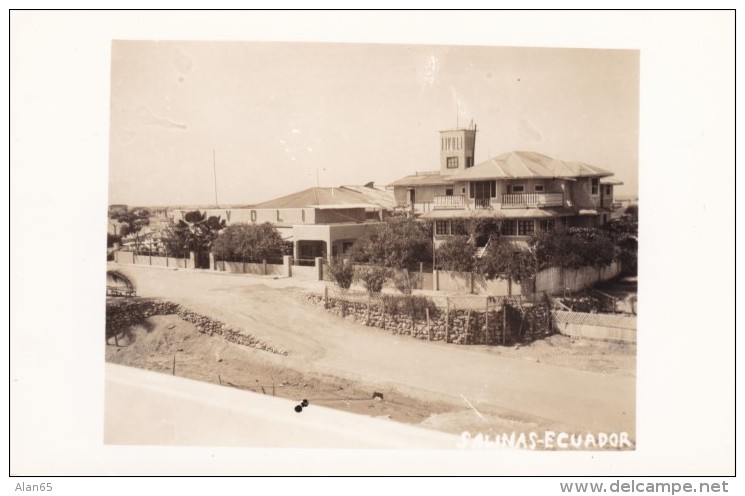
<box><xmin>107</xmin><ymin>315</ymin><xmax>457</xmax><ymax>427</ymax></box>
<box><xmin>106</xmin><ymin>314</ymin><xmax>631</xmax><ymax>443</ymax></box>
<box><xmin>106</xmin><ymin>263</ymin><xmax>637</xmax><ymax>443</ymax></box>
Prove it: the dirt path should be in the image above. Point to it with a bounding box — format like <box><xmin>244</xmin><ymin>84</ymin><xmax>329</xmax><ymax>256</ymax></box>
<box><xmin>110</xmin><ymin>264</ymin><xmax>636</xmax><ymax>438</ymax></box>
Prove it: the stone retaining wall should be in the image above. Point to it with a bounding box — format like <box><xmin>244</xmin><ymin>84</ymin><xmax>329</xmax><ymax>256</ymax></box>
<box><xmin>302</xmin><ymin>293</ymin><xmax>552</xmax><ymax>346</ymax></box>
<box><xmin>106</xmin><ymin>298</ymin><xmax>287</xmax><ymax>355</ymax></box>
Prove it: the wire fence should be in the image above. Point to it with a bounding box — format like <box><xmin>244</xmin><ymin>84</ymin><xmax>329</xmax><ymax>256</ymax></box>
<box><xmin>305</xmin><ymin>286</ymin><xmax>555</xmax><ymax>346</ymax></box>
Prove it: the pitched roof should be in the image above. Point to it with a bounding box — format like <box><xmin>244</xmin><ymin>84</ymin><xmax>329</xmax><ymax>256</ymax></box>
<box><xmin>253</xmin><ymin>187</ymin><xmax>390</xmax><ymax>210</ymax></box>
<box><xmin>338</xmin><ymin>185</ymin><xmax>397</xmax><ymax>210</ymax></box>
<box><xmin>451</xmin><ymin>151</ymin><xmax>614</xmax><ymax>181</ymax></box>
<box><xmin>387</xmin><ymin>173</ymin><xmax>455</xmax><ymax>187</ymax></box>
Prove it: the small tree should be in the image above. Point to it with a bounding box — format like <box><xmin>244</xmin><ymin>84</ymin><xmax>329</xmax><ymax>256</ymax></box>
<box><xmin>478</xmin><ymin>238</ymin><xmax>538</xmax><ymax>294</ymax></box>
<box><xmin>602</xmin><ymin>214</ymin><xmax>638</xmax><ymax>275</ymax></box>
<box><xmin>391</xmin><ymin>270</ymin><xmax>421</xmax><ymax>296</ymax></box>
<box><xmin>435</xmin><ymin>236</ymin><xmax>476</xmax><ymax>272</ymax></box>
<box><xmin>351</xmin><ymin>215</ymin><xmax>432</xmax><ymax>270</ymax></box>
<box><xmin>328</xmin><ymin>259</ymin><xmax>355</xmax><ymax>291</ymax></box>
<box><xmin>357</xmin><ymin>266</ymin><xmax>391</xmax><ymax>295</ymax></box>
<box><xmin>211</xmin><ymin>222</ymin><xmax>286</xmax><ymax>262</ymax></box>
<box><xmin>530</xmin><ymin>226</ymin><xmax>615</xmax><ymax>271</ymax></box>
<box><xmin>110</xmin><ymin>208</ymin><xmax>150</xmax><ymax>253</ymax></box>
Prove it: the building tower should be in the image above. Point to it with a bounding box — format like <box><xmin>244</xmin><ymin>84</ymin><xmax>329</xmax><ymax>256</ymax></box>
<box><xmin>439</xmin><ymin>122</ymin><xmax>477</xmax><ymax>173</ymax></box>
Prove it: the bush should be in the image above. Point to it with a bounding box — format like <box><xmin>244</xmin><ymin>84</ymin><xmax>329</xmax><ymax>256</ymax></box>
<box><xmin>392</xmin><ymin>270</ymin><xmax>421</xmax><ymax>295</ymax></box>
<box><xmin>357</xmin><ymin>266</ymin><xmax>391</xmax><ymax>295</ymax></box>
<box><xmin>329</xmin><ymin>259</ymin><xmax>355</xmax><ymax>290</ymax></box>
<box><xmin>435</xmin><ymin>236</ymin><xmax>476</xmax><ymax>272</ymax></box>
<box><xmin>380</xmin><ymin>294</ymin><xmax>439</xmax><ymax>320</ymax></box>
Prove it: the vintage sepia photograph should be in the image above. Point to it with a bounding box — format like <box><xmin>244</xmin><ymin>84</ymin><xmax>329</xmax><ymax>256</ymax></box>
<box><xmin>104</xmin><ymin>40</ymin><xmax>638</xmax><ymax>449</ymax></box>
<box><xmin>10</xmin><ymin>10</ymin><xmax>735</xmax><ymax>480</ymax></box>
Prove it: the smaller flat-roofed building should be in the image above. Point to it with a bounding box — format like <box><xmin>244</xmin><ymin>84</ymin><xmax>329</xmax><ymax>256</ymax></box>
<box><xmin>170</xmin><ymin>185</ymin><xmax>395</xmax><ymax>263</ymax></box>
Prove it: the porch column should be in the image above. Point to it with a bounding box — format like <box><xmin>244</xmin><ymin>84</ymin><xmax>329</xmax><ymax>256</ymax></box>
<box><xmin>326</xmin><ymin>236</ymin><xmax>333</xmax><ymax>264</ymax></box>
<box><xmin>283</xmin><ymin>255</ymin><xmax>293</xmax><ymax>278</ymax></box>
<box><xmin>293</xmin><ymin>240</ymin><xmax>300</xmax><ymax>261</ymax></box>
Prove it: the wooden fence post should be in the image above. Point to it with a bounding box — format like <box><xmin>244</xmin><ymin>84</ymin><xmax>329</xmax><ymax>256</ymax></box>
<box><xmin>445</xmin><ymin>298</ymin><xmax>450</xmax><ymax>343</ymax></box>
<box><xmin>382</xmin><ymin>299</ymin><xmax>386</xmax><ymax>330</ymax></box>
<box><xmin>485</xmin><ymin>298</ymin><xmax>489</xmax><ymax>344</ymax></box>
<box><xmin>366</xmin><ymin>297</ymin><xmax>371</xmax><ymax>326</ymax></box>
<box><xmin>465</xmin><ymin>309</ymin><xmax>471</xmax><ymax>345</ymax></box>
<box><xmin>324</xmin><ymin>286</ymin><xmax>329</xmax><ymax>309</ymax></box>
<box><xmin>426</xmin><ymin>308</ymin><xmax>431</xmax><ymax>341</ymax></box>
<box><xmin>502</xmin><ymin>302</ymin><xmax>507</xmax><ymax>345</ymax></box>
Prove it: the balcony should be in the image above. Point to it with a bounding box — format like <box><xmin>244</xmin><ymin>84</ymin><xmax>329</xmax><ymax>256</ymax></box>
<box><xmin>501</xmin><ymin>193</ymin><xmax>564</xmax><ymax>208</ymax></box>
<box><xmin>474</xmin><ymin>197</ymin><xmax>492</xmax><ymax>209</ymax></box>
<box><xmin>433</xmin><ymin>195</ymin><xmax>466</xmax><ymax>209</ymax></box>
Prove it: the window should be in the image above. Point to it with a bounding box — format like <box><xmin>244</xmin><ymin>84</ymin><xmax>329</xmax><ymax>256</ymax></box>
<box><xmin>469</xmin><ymin>180</ymin><xmax>496</xmax><ymax>198</ymax></box>
<box><xmin>301</xmin><ymin>210</ymin><xmax>306</xmax><ymax>222</ymax></box>
<box><xmin>501</xmin><ymin>220</ymin><xmax>517</xmax><ymax>236</ymax></box>
<box><xmin>604</xmin><ymin>185</ymin><xmax>612</xmax><ymax>195</ymax></box>
<box><xmin>510</xmin><ymin>184</ymin><xmax>525</xmax><ymax>193</ymax></box>
<box><xmin>539</xmin><ymin>219</ymin><xmax>555</xmax><ymax>231</ymax></box>
<box><xmin>446</xmin><ymin>157</ymin><xmax>459</xmax><ymax>169</ymax></box>
<box><xmin>534</xmin><ymin>184</ymin><xmax>545</xmax><ymax>192</ymax></box>
<box><xmin>465</xmin><ymin>157</ymin><xmax>473</xmax><ymax>168</ymax></box>
<box><xmin>277</xmin><ymin>210</ymin><xmax>282</xmax><ymax>222</ymax></box>
<box><xmin>445</xmin><ymin>188</ymin><xmax>453</xmax><ymax>196</ymax></box>
<box><xmin>250</xmin><ymin>210</ymin><xmax>257</xmax><ymax>222</ymax></box>
<box><xmin>518</xmin><ymin>220</ymin><xmax>535</xmax><ymax>236</ymax></box>
<box><xmin>435</xmin><ymin>220</ymin><xmax>450</xmax><ymax>235</ymax></box>
<box><xmin>591</xmin><ymin>178</ymin><xmax>599</xmax><ymax>195</ymax></box>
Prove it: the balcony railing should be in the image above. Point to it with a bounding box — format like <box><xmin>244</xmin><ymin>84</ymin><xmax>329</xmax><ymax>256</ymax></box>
<box><xmin>433</xmin><ymin>195</ymin><xmax>466</xmax><ymax>209</ymax></box>
<box><xmin>474</xmin><ymin>197</ymin><xmax>492</xmax><ymax>209</ymax></box>
<box><xmin>411</xmin><ymin>202</ymin><xmax>434</xmax><ymax>213</ymax></box>
<box><xmin>602</xmin><ymin>197</ymin><xmax>613</xmax><ymax>208</ymax></box>
<box><xmin>501</xmin><ymin>193</ymin><xmax>564</xmax><ymax>208</ymax></box>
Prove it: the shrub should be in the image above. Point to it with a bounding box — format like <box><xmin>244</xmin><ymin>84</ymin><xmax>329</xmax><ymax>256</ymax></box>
<box><xmin>357</xmin><ymin>266</ymin><xmax>391</xmax><ymax>295</ymax></box>
<box><xmin>329</xmin><ymin>259</ymin><xmax>355</xmax><ymax>290</ymax></box>
<box><xmin>435</xmin><ymin>236</ymin><xmax>476</xmax><ymax>272</ymax></box>
<box><xmin>392</xmin><ymin>270</ymin><xmax>421</xmax><ymax>295</ymax></box>
<box><xmin>380</xmin><ymin>294</ymin><xmax>439</xmax><ymax>320</ymax></box>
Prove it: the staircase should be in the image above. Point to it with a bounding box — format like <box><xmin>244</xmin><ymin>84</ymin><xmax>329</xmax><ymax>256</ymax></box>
<box><xmin>475</xmin><ymin>236</ymin><xmax>492</xmax><ymax>259</ymax></box>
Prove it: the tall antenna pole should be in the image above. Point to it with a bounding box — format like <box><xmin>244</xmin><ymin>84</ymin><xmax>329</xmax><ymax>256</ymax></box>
<box><xmin>212</xmin><ymin>148</ymin><xmax>219</xmax><ymax>207</ymax></box>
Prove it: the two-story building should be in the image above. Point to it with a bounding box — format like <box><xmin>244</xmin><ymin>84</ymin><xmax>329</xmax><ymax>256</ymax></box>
<box><xmin>389</xmin><ymin>124</ymin><xmax>622</xmax><ymax>249</ymax></box>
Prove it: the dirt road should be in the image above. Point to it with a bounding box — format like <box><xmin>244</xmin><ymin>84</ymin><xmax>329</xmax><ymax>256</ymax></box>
<box><xmin>110</xmin><ymin>264</ymin><xmax>635</xmax><ymax>436</ymax></box>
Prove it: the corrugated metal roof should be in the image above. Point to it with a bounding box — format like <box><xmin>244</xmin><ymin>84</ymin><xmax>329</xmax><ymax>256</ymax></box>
<box><xmin>450</xmin><ymin>151</ymin><xmax>614</xmax><ymax>181</ymax></box>
<box><xmin>254</xmin><ymin>187</ymin><xmax>390</xmax><ymax>210</ymax></box>
<box><xmin>339</xmin><ymin>185</ymin><xmax>397</xmax><ymax>210</ymax></box>
<box><xmin>387</xmin><ymin>173</ymin><xmax>455</xmax><ymax>187</ymax></box>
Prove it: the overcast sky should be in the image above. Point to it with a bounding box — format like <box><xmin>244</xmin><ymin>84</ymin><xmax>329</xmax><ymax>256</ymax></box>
<box><xmin>108</xmin><ymin>41</ymin><xmax>639</xmax><ymax>207</ymax></box>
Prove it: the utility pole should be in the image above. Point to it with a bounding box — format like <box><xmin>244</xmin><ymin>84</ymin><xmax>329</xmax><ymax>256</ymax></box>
<box><xmin>213</xmin><ymin>148</ymin><xmax>219</xmax><ymax>207</ymax></box>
